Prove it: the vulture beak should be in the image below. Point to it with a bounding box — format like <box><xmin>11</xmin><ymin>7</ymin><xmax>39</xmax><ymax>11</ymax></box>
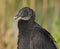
<box><xmin>14</xmin><ymin>13</ymin><xmax>22</xmax><ymax>21</ymax></box>
<box><xmin>14</xmin><ymin>15</ymin><xmax>22</xmax><ymax>20</ymax></box>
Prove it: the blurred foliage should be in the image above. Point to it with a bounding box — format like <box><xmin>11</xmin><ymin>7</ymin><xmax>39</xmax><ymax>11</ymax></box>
<box><xmin>0</xmin><ymin>0</ymin><xmax>60</xmax><ymax>49</ymax></box>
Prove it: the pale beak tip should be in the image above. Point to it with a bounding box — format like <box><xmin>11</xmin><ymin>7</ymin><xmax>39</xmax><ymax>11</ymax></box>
<box><xmin>13</xmin><ymin>16</ymin><xmax>17</xmax><ymax>20</ymax></box>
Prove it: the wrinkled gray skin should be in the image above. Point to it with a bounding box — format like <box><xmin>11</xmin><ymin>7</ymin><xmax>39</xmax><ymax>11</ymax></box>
<box><xmin>15</xmin><ymin>7</ymin><xmax>57</xmax><ymax>49</ymax></box>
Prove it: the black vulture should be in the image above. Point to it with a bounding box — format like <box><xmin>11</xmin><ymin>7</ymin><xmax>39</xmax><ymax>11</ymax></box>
<box><xmin>14</xmin><ymin>7</ymin><xmax>58</xmax><ymax>49</ymax></box>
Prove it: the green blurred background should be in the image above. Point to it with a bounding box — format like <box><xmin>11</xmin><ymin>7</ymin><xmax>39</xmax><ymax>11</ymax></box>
<box><xmin>0</xmin><ymin>0</ymin><xmax>60</xmax><ymax>49</ymax></box>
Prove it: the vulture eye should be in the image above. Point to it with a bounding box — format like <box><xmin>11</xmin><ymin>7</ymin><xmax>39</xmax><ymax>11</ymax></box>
<box><xmin>22</xmin><ymin>16</ymin><xmax>25</xmax><ymax>17</ymax></box>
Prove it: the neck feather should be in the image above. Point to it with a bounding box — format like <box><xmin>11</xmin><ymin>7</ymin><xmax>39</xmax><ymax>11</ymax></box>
<box><xmin>18</xmin><ymin>20</ymin><xmax>34</xmax><ymax>33</ymax></box>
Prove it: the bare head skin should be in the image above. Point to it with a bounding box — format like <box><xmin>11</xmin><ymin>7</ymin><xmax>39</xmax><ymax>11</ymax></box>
<box><xmin>14</xmin><ymin>7</ymin><xmax>35</xmax><ymax>21</ymax></box>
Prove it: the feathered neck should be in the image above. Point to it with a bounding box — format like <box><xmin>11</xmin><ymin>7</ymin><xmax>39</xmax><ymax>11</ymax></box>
<box><xmin>18</xmin><ymin>19</ymin><xmax>34</xmax><ymax>34</ymax></box>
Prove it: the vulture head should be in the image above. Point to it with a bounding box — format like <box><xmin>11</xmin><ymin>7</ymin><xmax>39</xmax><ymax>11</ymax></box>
<box><xmin>14</xmin><ymin>7</ymin><xmax>35</xmax><ymax>21</ymax></box>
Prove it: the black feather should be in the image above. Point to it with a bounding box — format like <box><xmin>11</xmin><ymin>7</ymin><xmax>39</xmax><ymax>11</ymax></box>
<box><xmin>15</xmin><ymin>7</ymin><xmax>58</xmax><ymax>49</ymax></box>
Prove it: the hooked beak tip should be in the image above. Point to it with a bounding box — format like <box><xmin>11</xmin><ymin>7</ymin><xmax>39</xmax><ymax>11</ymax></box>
<box><xmin>14</xmin><ymin>15</ymin><xmax>18</xmax><ymax>20</ymax></box>
<box><xmin>14</xmin><ymin>16</ymin><xmax>17</xmax><ymax>20</ymax></box>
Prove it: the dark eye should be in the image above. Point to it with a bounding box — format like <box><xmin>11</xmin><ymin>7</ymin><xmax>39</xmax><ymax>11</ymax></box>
<box><xmin>22</xmin><ymin>16</ymin><xmax>25</xmax><ymax>17</ymax></box>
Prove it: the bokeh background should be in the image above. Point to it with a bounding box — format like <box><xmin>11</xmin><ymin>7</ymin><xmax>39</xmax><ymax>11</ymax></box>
<box><xmin>0</xmin><ymin>0</ymin><xmax>60</xmax><ymax>49</ymax></box>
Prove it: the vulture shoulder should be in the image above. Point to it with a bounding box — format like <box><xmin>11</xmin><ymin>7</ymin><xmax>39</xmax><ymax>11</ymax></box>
<box><xmin>31</xmin><ymin>23</ymin><xmax>57</xmax><ymax>49</ymax></box>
